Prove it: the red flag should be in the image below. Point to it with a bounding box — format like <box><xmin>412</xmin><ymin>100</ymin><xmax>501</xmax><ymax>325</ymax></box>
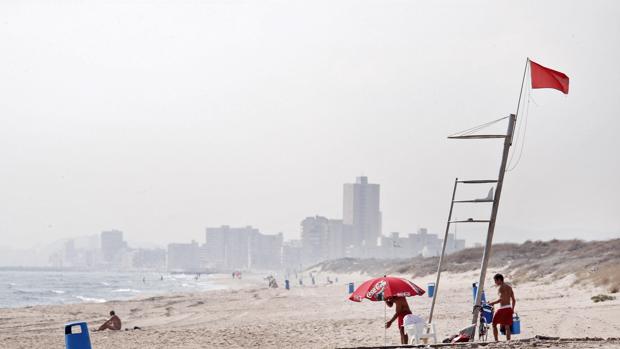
<box><xmin>529</xmin><ymin>60</ymin><xmax>569</xmax><ymax>94</ymax></box>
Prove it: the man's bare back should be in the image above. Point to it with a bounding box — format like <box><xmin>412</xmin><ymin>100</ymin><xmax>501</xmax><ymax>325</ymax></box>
<box><xmin>497</xmin><ymin>283</ymin><xmax>514</xmax><ymax>307</ymax></box>
<box><xmin>393</xmin><ymin>297</ymin><xmax>411</xmax><ymax>315</ymax></box>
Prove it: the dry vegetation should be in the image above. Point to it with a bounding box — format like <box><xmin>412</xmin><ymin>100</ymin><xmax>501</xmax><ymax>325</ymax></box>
<box><xmin>312</xmin><ymin>239</ymin><xmax>620</xmax><ymax>292</ymax></box>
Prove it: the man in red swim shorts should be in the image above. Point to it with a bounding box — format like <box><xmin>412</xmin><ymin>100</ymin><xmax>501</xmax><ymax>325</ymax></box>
<box><xmin>489</xmin><ymin>273</ymin><xmax>516</xmax><ymax>341</ymax></box>
<box><xmin>385</xmin><ymin>297</ymin><xmax>413</xmax><ymax>344</ymax></box>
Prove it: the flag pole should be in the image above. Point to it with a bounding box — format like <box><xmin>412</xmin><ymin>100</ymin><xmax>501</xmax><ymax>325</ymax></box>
<box><xmin>515</xmin><ymin>58</ymin><xmax>530</xmax><ymax>120</ymax></box>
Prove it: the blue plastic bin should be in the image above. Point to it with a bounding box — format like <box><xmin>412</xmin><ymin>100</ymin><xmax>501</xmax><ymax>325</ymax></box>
<box><xmin>427</xmin><ymin>282</ymin><xmax>435</xmax><ymax>297</ymax></box>
<box><xmin>347</xmin><ymin>282</ymin><xmax>355</xmax><ymax>294</ymax></box>
<box><xmin>285</xmin><ymin>279</ymin><xmax>290</xmax><ymax>290</ymax></box>
<box><xmin>65</xmin><ymin>322</ymin><xmax>92</xmax><ymax>349</ymax></box>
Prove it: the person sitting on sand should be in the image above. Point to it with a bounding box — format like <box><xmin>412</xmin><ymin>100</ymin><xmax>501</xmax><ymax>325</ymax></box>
<box><xmin>96</xmin><ymin>310</ymin><xmax>121</xmax><ymax>331</ymax></box>
<box><xmin>385</xmin><ymin>296</ymin><xmax>413</xmax><ymax>344</ymax></box>
<box><xmin>488</xmin><ymin>273</ymin><xmax>516</xmax><ymax>341</ymax></box>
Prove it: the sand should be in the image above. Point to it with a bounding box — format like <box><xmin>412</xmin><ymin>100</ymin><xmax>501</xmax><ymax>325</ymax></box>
<box><xmin>1</xmin><ymin>272</ymin><xmax>619</xmax><ymax>348</ymax></box>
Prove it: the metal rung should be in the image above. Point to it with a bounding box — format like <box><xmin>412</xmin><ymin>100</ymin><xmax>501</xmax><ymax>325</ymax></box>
<box><xmin>449</xmin><ymin>219</ymin><xmax>491</xmax><ymax>223</ymax></box>
<box><xmin>448</xmin><ymin>135</ymin><xmax>507</xmax><ymax>139</ymax></box>
<box><xmin>452</xmin><ymin>199</ymin><xmax>494</xmax><ymax>203</ymax></box>
<box><xmin>457</xmin><ymin>180</ymin><xmax>498</xmax><ymax>184</ymax></box>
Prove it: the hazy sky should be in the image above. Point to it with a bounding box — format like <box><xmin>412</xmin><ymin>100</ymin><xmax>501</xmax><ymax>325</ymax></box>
<box><xmin>1</xmin><ymin>0</ymin><xmax>619</xmax><ymax>249</ymax></box>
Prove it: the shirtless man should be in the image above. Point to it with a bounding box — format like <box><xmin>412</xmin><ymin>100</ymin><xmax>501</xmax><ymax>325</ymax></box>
<box><xmin>488</xmin><ymin>274</ymin><xmax>516</xmax><ymax>341</ymax></box>
<box><xmin>96</xmin><ymin>310</ymin><xmax>121</xmax><ymax>331</ymax></box>
<box><xmin>385</xmin><ymin>297</ymin><xmax>413</xmax><ymax>344</ymax></box>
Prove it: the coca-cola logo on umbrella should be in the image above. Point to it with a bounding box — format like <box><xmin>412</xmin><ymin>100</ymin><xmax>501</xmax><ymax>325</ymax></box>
<box><xmin>366</xmin><ymin>280</ymin><xmax>387</xmax><ymax>299</ymax></box>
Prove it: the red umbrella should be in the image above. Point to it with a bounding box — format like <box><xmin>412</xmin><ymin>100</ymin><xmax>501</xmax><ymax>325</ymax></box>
<box><xmin>349</xmin><ymin>275</ymin><xmax>425</xmax><ymax>302</ymax></box>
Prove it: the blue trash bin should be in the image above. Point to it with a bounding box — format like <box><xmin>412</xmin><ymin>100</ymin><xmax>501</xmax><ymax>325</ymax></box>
<box><xmin>65</xmin><ymin>322</ymin><xmax>92</xmax><ymax>349</ymax></box>
<box><xmin>472</xmin><ymin>282</ymin><xmax>486</xmax><ymax>303</ymax></box>
<box><xmin>347</xmin><ymin>282</ymin><xmax>354</xmax><ymax>294</ymax></box>
<box><xmin>427</xmin><ymin>282</ymin><xmax>435</xmax><ymax>297</ymax></box>
<box><xmin>285</xmin><ymin>279</ymin><xmax>290</xmax><ymax>290</ymax></box>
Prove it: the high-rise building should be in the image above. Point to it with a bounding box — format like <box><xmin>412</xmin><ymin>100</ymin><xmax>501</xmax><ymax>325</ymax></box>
<box><xmin>100</xmin><ymin>230</ymin><xmax>126</xmax><ymax>263</ymax></box>
<box><xmin>343</xmin><ymin>176</ymin><xmax>382</xmax><ymax>247</ymax></box>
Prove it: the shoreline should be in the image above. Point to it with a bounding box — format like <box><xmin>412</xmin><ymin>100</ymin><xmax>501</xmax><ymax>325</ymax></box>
<box><xmin>0</xmin><ymin>271</ymin><xmax>268</xmax><ymax>310</ymax></box>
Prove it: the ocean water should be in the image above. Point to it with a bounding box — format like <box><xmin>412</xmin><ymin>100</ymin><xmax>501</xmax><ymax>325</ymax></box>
<box><xmin>0</xmin><ymin>270</ymin><xmax>225</xmax><ymax>308</ymax></box>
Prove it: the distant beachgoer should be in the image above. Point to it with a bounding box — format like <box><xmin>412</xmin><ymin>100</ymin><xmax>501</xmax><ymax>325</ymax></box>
<box><xmin>385</xmin><ymin>297</ymin><xmax>413</xmax><ymax>344</ymax></box>
<box><xmin>489</xmin><ymin>273</ymin><xmax>516</xmax><ymax>341</ymax></box>
<box><xmin>142</xmin><ymin>277</ymin><xmax>146</xmax><ymax>283</ymax></box>
<box><xmin>96</xmin><ymin>310</ymin><xmax>121</xmax><ymax>331</ymax></box>
<box><xmin>160</xmin><ymin>275</ymin><xmax>163</xmax><ymax>281</ymax></box>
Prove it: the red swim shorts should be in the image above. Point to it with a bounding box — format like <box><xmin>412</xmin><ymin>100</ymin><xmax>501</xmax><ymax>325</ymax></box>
<box><xmin>493</xmin><ymin>307</ymin><xmax>513</xmax><ymax>326</ymax></box>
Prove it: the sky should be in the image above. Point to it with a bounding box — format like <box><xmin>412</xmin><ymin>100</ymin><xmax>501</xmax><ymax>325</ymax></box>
<box><xmin>1</xmin><ymin>0</ymin><xmax>619</xmax><ymax>249</ymax></box>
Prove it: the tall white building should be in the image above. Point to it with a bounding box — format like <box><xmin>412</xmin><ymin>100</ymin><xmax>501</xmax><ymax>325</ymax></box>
<box><xmin>343</xmin><ymin>176</ymin><xmax>382</xmax><ymax>247</ymax></box>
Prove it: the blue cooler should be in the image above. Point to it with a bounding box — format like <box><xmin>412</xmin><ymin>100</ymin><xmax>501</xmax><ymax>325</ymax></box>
<box><xmin>65</xmin><ymin>322</ymin><xmax>92</xmax><ymax>349</ymax></box>
<box><xmin>472</xmin><ymin>282</ymin><xmax>486</xmax><ymax>303</ymax></box>
<box><xmin>347</xmin><ymin>282</ymin><xmax>354</xmax><ymax>294</ymax></box>
<box><xmin>427</xmin><ymin>282</ymin><xmax>435</xmax><ymax>297</ymax></box>
<box><xmin>499</xmin><ymin>313</ymin><xmax>520</xmax><ymax>335</ymax></box>
<box><xmin>511</xmin><ymin>313</ymin><xmax>521</xmax><ymax>334</ymax></box>
<box><xmin>481</xmin><ymin>303</ymin><xmax>494</xmax><ymax>324</ymax></box>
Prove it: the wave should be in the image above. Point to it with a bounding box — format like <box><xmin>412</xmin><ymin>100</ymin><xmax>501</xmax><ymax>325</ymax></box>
<box><xmin>75</xmin><ymin>296</ymin><xmax>106</xmax><ymax>303</ymax></box>
<box><xmin>14</xmin><ymin>289</ymin><xmax>35</xmax><ymax>294</ymax></box>
<box><xmin>112</xmin><ymin>288</ymin><xmax>141</xmax><ymax>293</ymax></box>
<box><xmin>50</xmin><ymin>290</ymin><xmax>66</xmax><ymax>294</ymax></box>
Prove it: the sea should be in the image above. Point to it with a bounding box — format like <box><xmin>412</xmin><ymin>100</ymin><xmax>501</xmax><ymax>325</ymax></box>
<box><xmin>0</xmin><ymin>270</ymin><xmax>225</xmax><ymax>309</ymax></box>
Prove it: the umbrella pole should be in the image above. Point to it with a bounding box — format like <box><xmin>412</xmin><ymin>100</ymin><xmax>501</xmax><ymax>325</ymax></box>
<box><xmin>384</xmin><ymin>301</ymin><xmax>387</xmax><ymax>345</ymax></box>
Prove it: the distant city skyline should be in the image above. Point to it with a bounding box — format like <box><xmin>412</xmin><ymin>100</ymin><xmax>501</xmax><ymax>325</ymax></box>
<box><xmin>0</xmin><ymin>171</ymin><xmax>618</xmax><ymax>251</ymax></box>
<box><xmin>0</xmin><ymin>176</ymin><xmax>473</xmax><ymax>268</ymax></box>
<box><xmin>1</xmin><ymin>1</ymin><xmax>619</xmax><ymax>250</ymax></box>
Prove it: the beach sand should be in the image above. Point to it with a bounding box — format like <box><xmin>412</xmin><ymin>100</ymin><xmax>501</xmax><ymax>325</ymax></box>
<box><xmin>1</xmin><ymin>272</ymin><xmax>619</xmax><ymax>348</ymax></box>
